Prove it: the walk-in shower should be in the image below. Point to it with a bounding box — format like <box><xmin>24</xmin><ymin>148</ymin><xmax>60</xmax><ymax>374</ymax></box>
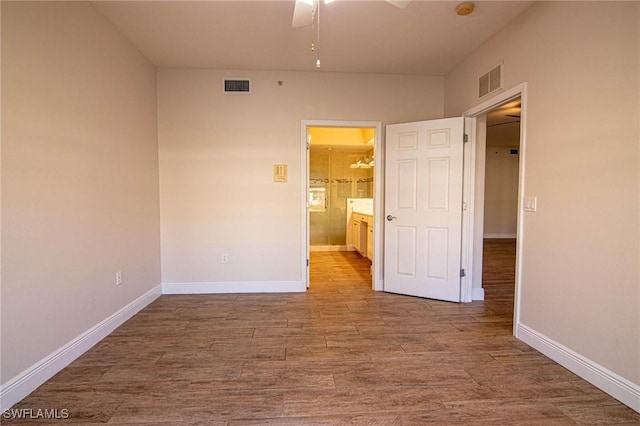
<box><xmin>309</xmin><ymin>147</ymin><xmax>373</xmax><ymax>249</ymax></box>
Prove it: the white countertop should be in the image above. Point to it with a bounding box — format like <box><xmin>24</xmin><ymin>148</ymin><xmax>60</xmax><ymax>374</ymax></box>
<box><xmin>348</xmin><ymin>198</ymin><xmax>373</xmax><ymax>216</ymax></box>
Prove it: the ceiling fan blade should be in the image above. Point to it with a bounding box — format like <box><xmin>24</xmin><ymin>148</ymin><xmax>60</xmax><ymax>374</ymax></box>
<box><xmin>292</xmin><ymin>0</ymin><xmax>409</xmax><ymax>28</ymax></box>
<box><xmin>292</xmin><ymin>0</ymin><xmax>315</xmax><ymax>28</ymax></box>
<box><xmin>385</xmin><ymin>0</ymin><xmax>411</xmax><ymax>8</ymax></box>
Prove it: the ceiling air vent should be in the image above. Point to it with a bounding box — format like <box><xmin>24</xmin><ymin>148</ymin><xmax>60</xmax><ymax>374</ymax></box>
<box><xmin>223</xmin><ymin>78</ymin><xmax>251</xmax><ymax>94</ymax></box>
<box><xmin>478</xmin><ymin>63</ymin><xmax>503</xmax><ymax>99</ymax></box>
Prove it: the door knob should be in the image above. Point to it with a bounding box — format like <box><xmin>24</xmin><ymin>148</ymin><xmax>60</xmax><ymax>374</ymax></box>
<box><xmin>386</xmin><ymin>215</ymin><xmax>396</xmax><ymax>221</ymax></box>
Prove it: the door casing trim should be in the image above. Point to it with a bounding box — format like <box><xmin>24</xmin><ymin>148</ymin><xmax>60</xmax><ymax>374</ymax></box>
<box><xmin>461</xmin><ymin>83</ymin><xmax>527</xmax><ymax>329</ymax></box>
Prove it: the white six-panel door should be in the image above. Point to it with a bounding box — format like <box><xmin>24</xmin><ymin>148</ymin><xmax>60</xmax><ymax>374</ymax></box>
<box><xmin>384</xmin><ymin>117</ymin><xmax>464</xmax><ymax>302</ymax></box>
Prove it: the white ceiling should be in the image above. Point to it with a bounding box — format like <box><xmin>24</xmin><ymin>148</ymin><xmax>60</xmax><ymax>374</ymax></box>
<box><xmin>92</xmin><ymin>0</ymin><xmax>533</xmax><ymax>76</ymax></box>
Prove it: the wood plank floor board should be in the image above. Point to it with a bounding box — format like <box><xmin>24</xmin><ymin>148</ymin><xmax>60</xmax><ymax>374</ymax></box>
<box><xmin>401</xmin><ymin>401</ymin><xmax>577</xmax><ymax>425</ymax></box>
<box><xmin>228</xmin><ymin>414</ymin><xmax>405</xmax><ymax>425</ymax></box>
<box><xmin>212</xmin><ymin>336</ymin><xmax>330</xmax><ymax>350</ymax></box>
<box><xmin>4</xmin><ymin>243</ymin><xmax>639</xmax><ymax>424</ymax></box>
<box><xmin>281</xmin><ymin>387</ymin><xmax>445</xmax><ymax>417</ymax></box>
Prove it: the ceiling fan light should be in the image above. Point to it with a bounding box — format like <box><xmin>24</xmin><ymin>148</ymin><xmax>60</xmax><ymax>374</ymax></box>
<box><xmin>386</xmin><ymin>0</ymin><xmax>411</xmax><ymax>9</ymax></box>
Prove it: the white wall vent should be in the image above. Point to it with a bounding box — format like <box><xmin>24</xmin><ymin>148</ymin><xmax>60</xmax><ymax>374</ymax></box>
<box><xmin>223</xmin><ymin>78</ymin><xmax>251</xmax><ymax>94</ymax></box>
<box><xmin>478</xmin><ymin>63</ymin><xmax>503</xmax><ymax>99</ymax></box>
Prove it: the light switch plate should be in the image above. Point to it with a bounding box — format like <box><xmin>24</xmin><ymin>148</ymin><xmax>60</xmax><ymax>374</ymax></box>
<box><xmin>273</xmin><ymin>164</ymin><xmax>288</xmax><ymax>183</ymax></box>
<box><xmin>524</xmin><ymin>196</ymin><xmax>537</xmax><ymax>212</ymax></box>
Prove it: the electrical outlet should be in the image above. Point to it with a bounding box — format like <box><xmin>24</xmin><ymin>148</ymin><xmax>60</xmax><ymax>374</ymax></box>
<box><xmin>116</xmin><ymin>271</ymin><xmax>123</xmax><ymax>286</ymax></box>
<box><xmin>221</xmin><ymin>254</ymin><xmax>228</xmax><ymax>263</ymax></box>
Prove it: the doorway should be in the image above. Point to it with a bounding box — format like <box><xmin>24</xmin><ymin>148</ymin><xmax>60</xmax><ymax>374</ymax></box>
<box><xmin>482</xmin><ymin>97</ymin><xmax>521</xmax><ymax>313</ymax></box>
<box><xmin>462</xmin><ymin>83</ymin><xmax>527</xmax><ymax>327</ymax></box>
<box><xmin>301</xmin><ymin>121</ymin><xmax>383</xmax><ymax>290</ymax></box>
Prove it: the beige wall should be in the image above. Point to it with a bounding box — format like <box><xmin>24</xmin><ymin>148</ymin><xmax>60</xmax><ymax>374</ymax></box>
<box><xmin>158</xmin><ymin>69</ymin><xmax>443</xmax><ymax>286</ymax></box>
<box><xmin>484</xmin><ymin>147</ymin><xmax>519</xmax><ymax>238</ymax></box>
<box><xmin>1</xmin><ymin>2</ymin><xmax>160</xmax><ymax>382</ymax></box>
<box><xmin>446</xmin><ymin>2</ymin><xmax>640</xmax><ymax>385</ymax></box>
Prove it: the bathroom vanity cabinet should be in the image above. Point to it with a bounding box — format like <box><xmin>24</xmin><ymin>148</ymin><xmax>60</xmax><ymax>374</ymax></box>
<box><xmin>348</xmin><ymin>212</ymin><xmax>373</xmax><ymax>260</ymax></box>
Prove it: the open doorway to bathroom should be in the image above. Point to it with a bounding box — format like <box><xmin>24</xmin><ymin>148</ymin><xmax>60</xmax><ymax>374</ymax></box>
<box><xmin>307</xmin><ymin>126</ymin><xmax>377</xmax><ymax>289</ymax></box>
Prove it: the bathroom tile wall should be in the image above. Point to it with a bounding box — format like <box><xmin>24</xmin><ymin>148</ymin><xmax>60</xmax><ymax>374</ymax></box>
<box><xmin>309</xmin><ymin>148</ymin><xmax>374</xmax><ymax>246</ymax></box>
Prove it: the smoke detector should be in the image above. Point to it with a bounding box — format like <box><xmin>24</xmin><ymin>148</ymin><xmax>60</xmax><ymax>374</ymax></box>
<box><xmin>456</xmin><ymin>2</ymin><xmax>475</xmax><ymax>16</ymax></box>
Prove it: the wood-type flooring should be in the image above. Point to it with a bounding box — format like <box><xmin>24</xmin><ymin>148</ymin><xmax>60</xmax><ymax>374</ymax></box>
<box><xmin>5</xmin><ymin>240</ymin><xmax>639</xmax><ymax>424</ymax></box>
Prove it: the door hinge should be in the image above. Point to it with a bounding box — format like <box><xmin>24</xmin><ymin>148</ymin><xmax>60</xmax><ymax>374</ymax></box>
<box><xmin>463</xmin><ymin>134</ymin><xmax>469</xmax><ymax>143</ymax></box>
<box><xmin>307</xmin><ymin>259</ymin><xmax>309</xmax><ymax>267</ymax></box>
<box><xmin>306</xmin><ymin>142</ymin><xmax>310</xmax><ymax>150</ymax></box>
<box><xmin>460</xmin><ymin>268</ymin><xmax>466</xmax><ymax>278</ymax></box>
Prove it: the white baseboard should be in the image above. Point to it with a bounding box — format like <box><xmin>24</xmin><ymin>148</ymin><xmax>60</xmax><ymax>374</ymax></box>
<box><xmin>516</xmin><ymin>323</ymin><xmax>640</xmax><ymax>413</ymax></box>
<box><xmin>472</xmin><ymin>287</ymin><xmax>485</xmax><ymax>300</ymax></box>
<box><xmin>0</xmin><ymin>284</ymin><xmax>162</xmax><ymax>411</ymax></box>
<box><xmin>484</xmin><ymin>233</ymin><xmax>516</xmax><ymax>239</ymax></box>
<box><xmin>310</xmin><ymin>245</ymin><xmax>349</xmax><ymax>252</ymax></box>
<box><xmin>162</xmin><ymin>281</ymin><xmax>305</xmax><ymax>294</ymax></box>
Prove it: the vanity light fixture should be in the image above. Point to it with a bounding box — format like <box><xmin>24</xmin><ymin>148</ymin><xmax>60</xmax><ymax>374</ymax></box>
<box><xmin>350</xmin><ymin>156</ymin><xmax>375</xmax><ymax>169</ymax></box>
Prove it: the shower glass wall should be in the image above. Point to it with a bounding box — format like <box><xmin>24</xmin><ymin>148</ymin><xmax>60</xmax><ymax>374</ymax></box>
<box><xmin>310</xmin><ymin>147</ymin><xmax>374</xmax><ymax>248</ymax></box>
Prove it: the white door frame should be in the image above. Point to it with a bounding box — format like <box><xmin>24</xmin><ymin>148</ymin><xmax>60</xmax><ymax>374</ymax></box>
<box><xmin>300</xmin><ymin>120</ymin><xmax>384</xmax><ymax>291</ymax></box>
<box><xmin>461</xmin><ymin>83</ymin><xmax>527</xmax><ymax>329</ymax></box>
